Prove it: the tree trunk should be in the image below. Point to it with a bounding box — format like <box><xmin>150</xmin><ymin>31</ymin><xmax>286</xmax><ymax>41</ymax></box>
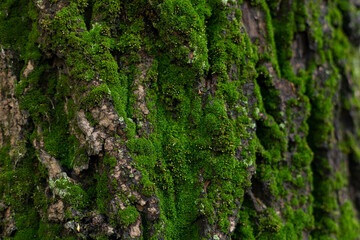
<box><xmin>1</xmin><ymin>0</ymin><xmax>360</xmax><ymax>239</ymax></box>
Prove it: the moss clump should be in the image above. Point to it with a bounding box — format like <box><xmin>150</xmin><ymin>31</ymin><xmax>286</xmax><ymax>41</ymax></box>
<box><xmin>96</xmin><ymin>172</ymin><xmax>110</xmax><ymax>214</ymax></box>
<box><xmin>127</xmin><ymin>137</ymin><xmax>155</xmax><ymax>156</ymax></box>
<box><xmin>49</xmin><ymin>177</ymin><xmax>89</xmax><ymax>210</ymax></box>
<box><xmin>0</xmin><ymin>0</ymin><xmax>40</xmax><ymax>61</ymax></box>
<box><xmin>118</xmin><ymin>206</ymin><xmax>139</xmax><ymax>227</ymax></box>
<box><xmin>81</xmin><ymin>83</ymin><xmax>111</xmax><ymax>109</ymax></box>
<box><xmin>0</xmin><ymin>144</ymin><xmax>50</xmax><ymax>239</ymax></box>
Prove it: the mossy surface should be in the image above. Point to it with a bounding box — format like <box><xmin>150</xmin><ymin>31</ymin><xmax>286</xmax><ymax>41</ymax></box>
<box><xmin>1</xmin><ymin>0</ymin><xmax>360</xmax><ymax>239</ymax></box>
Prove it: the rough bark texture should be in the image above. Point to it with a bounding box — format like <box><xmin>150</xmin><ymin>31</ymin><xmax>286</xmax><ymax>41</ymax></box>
<box><xmin>1</xmin><ymin>0</ymin><xmax>360</xmax><ymax>239</ymax></box>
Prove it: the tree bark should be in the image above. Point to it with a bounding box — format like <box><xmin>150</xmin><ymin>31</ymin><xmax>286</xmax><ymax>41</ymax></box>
<box><xmin>1</xmin><ymin>0</ymin><xmax>360</xmax><ymax>239</ymax></box>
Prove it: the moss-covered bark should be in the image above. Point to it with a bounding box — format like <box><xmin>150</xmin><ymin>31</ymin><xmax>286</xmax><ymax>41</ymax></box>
<box><xmin>1</xmin><ymin>0</ymin><xmax>360</xmax><ymax>239</ymax></box>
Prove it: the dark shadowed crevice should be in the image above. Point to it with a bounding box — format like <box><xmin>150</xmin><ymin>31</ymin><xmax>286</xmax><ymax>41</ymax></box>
<box><xmin>76</xmin><ymin>155</ymin><xmax>99</xmax><ymax>179</ymax></box>
<box><xmin>255</xmin><ymin>119</ymin><xmax>275</xmax><ymax>150</ymax></box>
<box><xmin>249</xmin><ymin>172</ymin><xmax>274</xmax><ymax>207</ymax></box>
<box><xmin>256</xmin><ymin>72</ymin><xmax>282</xmax><ymax>123</ymax></box>
<box><xmin>84</xmin><ymin>0</ymin><xmax>94</xmax><ymax>31</ymax></box>
<box><xmin>349</xmin><ymin>152</ymin><xmax>360</xmax><ymax>219</ymax></box>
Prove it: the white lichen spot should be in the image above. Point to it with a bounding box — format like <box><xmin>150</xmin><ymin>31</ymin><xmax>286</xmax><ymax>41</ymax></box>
<box><xmin>241</xmin><ymin>106</ymin><xmax>247</xmax><ymax>114</ymax></box>
<box><xmin>35</xmin><ymin>0</ymin><xmax>45</xmax><ymax>9</ymax></box>
<box><xmin>49</xmin><ymin>176</ymin><xmax>82</xmax><ymax>200</ymax></box>
<box><xmin>49</xmin><ymin>178</ymin><xmax>56</xmax><ymax>189</ymax></box>
<box><xmin>106</xmin><ymin>86</ymin><xmax>111</xmax><ymax>95</ymax></box>
<box><xmin>243</xmin><ymin>159</ymin><xmax>253</xmax><ymax>167</ymax></box>
<box><xmin>91</xmin><ymin>22</ymin><xmax>102</xmax><ymax>30</ymax></box>
<box><xmin>202</xmin><ymin>61</ymin><xmax>207</xmax><ymax>69</ymax></box>
<box><xmin>199</xmin><ymin>203</ymin><xmax>205</xmax><ymax>214</ymax></box>
<box><xmin>118</xmin><ymin>149</ymin><xmax>123</xmax><ymax>157</ymax></box>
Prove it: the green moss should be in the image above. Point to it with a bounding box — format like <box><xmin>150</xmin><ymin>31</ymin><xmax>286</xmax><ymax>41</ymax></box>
<box><xmin>96</xmin><ymin>172</ymin><xmax>110</xmax><ymax>214</ymax></box>
<box><xmin>103</xmin><ymin>155</ymin><xmax>117</xmax><ymax>168</ymax></box>
<box><xmin>118</xmin><ymin>206</ymin><xmax>139</xmax><ymax>227</ymax></box>
<box><xmin>338</xmin><ymin>201</ymin><xmax>360</xmax><ymax>240</ymax></box>
<box><xmin>49</xmin><ymin>177</ymin><xmax>89</xmax><ymax>210</ymax></box>
<box><xmin>127</xmin><ymin>138</ymin><xmax>155</xmax><ymax>155</ymax></box>
<box><xmin>0</xmin><ymin>143</ymin><xmax>54</xmax><ymax>239</ymax></box>
<box><xmin>16</xmin><ymin>64</ymin><xmax>83</xmax><ymax>170</ymax></box>
<box><xmin>81</xmin><ymin>83</ymin><xmax>110</xmax><ymax>109</ymax></box>
<box><xmin>152</xmin><ymin>0</ymin><xmax>210</xmax><ymax>74</ymax></box>
<box><xmin>2</xmin><ymin>0</ymin><xmax>360</xmax><ymax>239</ymax></box>
<box><xmin>37</xmin><ymin>223</ymin><xmax>62</xmax><ymax>239</ymax></box>
<box><xmin>0</xmin><ymin>0</ymin><xmax>40</xmax><ymax>61</ymax></box>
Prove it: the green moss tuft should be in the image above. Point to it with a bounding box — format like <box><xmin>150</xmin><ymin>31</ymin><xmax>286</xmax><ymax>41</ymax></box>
<box><xmin>118</xmin><ymin>206</ymin><xmax>140</xmax><ymax>227</ymax></box>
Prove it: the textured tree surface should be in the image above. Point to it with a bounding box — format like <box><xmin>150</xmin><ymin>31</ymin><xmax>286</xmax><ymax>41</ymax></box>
<box><xmin>1</xmin><ymin>0</ymin><xmax>360</xmax><ymax>239</ymax></box>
